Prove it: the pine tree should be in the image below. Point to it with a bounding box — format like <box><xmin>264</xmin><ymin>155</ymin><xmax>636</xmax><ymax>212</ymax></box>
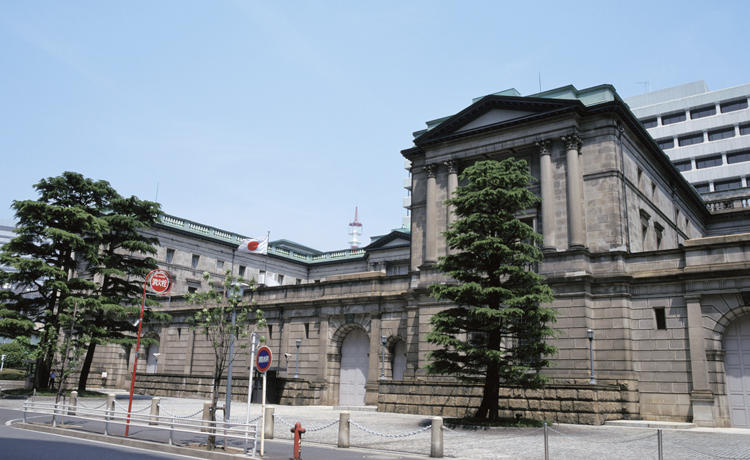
<box><xmin>76</xmin><ymin>195</ymin><xmax>165</xmax><ymax>392</ymax></box>
<box><xmin>0</xmin><ymin>172</ymin><xmax>113</xmax><ymax>389</ymax></box>
<box><xmin>426</xmin><ymin>158</ymin><xmax>556</xmax><ymax>421</ymax></box>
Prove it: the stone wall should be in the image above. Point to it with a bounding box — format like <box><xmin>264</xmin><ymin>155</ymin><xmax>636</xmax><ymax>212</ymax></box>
<box><xmin>377</xmin><ymin>381</ymin><xmax>638</xmax><ymax>425</ymax></box>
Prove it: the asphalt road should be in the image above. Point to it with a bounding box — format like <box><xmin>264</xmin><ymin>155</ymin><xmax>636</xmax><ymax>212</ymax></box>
<box><xmin>0</xmin><ymin>408</ymin><xmax>428</xmax><ymax>460</ymax></box>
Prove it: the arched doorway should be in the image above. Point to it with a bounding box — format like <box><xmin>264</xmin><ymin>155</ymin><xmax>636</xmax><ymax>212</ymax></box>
<box><xmin>724</xmin><ymin>315</ymin><xmax>750</xmax><ymax>427</ymax></box>
<box><xmin>339</xmin><ymin>329</ymin><xmax>369</xmax><ymax>405</ymax></box>
<box><xmin>391</xmin><ymin>340</ymin><xmax>407</xmax><ymax>380</ymax></box>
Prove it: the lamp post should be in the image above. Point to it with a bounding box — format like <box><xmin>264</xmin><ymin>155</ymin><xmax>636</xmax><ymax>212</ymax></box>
<box><xmin>587</xmin><ymin>328</ymin><xmax>596</xmax><ymax>385</ymax></box>
<box><xmin>295</xmin><ymin>339</ymin><xmax>301</xmax><ymax>378</ymax></box>
<box><xmin>380</xmin><ymin>336</ymin><xmax>387</xmax><ymax>380</ymax></box>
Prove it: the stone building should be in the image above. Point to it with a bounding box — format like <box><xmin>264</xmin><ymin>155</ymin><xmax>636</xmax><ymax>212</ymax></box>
<box><xmin>87</xmin><ymin>83</ymin><xmax>750</xmax><ymax>428</ymax></box>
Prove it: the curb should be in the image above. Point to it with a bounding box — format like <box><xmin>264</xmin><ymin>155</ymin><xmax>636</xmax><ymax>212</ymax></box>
<box><xmin>13</xmin><ymin>422</ymin><xmax>257</xmax><ymax>459</ymax></box>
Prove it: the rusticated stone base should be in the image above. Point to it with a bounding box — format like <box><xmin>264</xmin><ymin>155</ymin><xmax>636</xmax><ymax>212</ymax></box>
<box><xmin>377</xmin><ymin>380</ymin><xmax>638</xmax><ymax>425</ymax></box>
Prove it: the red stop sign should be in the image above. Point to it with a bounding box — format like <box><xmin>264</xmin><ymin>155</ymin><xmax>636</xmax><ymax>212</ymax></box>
<box><xmin>149</xmin><ymin>271</ymin><xmax>171</xmax><ymax>294</ymax></box>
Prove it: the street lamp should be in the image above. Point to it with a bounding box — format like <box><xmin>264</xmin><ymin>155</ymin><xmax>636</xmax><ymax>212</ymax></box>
<box><xmin>295</xmin><ymin>339</ymin><xmax>301</xmax><ymax>379</ymax></box>
<box><xmin>380</xmin><ymin>336</ymin><xmax>387</xmax><ymax>380</ymax></box>
<box><xmin>587</xmin><ymin>328</ymin><xmax>596</xmax><ymax>385</ymax></box>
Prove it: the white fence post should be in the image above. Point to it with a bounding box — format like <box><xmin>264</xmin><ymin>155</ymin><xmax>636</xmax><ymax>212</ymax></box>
<box><xmin>69</xmin><ymin>391</ymin><xmax>78</xmax><ymax>416</ymax></box>
<box><xmin>150</xmin><ymin>397</ymin><xmax>160</xmax><ymax>425</ymax></box>
<box><xmin>338</xmin><ymin>411</ymin><xmax>350</xmax><ymax>448</ymax></box>
<box><xmin>430</xmin><ymin>416</ymin><xmax>443</xmax><ymax>458</ymax></box>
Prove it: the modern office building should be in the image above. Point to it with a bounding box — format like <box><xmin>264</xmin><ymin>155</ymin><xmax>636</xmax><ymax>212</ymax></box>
<box><xmin>626</xmin><ymin>81</ymin><xmax>750</xmax><ymax>194</ymax></box>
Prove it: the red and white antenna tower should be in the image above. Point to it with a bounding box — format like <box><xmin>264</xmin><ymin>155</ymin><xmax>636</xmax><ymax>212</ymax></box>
<box><xmin>348</xmin><ymin>206</ymin><xmax>363</xmax><ymax>249</ymax></box>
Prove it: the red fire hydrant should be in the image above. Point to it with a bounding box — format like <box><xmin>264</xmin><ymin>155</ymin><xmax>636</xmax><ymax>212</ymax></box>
<box><xmin>290</xmin><ymin>421</ymin><xmax>306</xmax><ymax>459</ymax></box>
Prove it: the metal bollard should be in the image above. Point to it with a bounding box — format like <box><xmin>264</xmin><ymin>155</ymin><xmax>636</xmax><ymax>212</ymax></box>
<box><xmin>657</xmin><ymin>429</ymin><xmax>663</xmax><ymax>460</ymax></box>
<box><xmin>338</xmin><ymin>411</ymin><xmax>350</xmax><ymax>448</ymax></box>
<box><xmin>201</xmin><ymin>401</ymin><xmax>212</xmax><ymax>433</ymax></box>
<box><xmin>150</xmin><ymin>397</ymin><xmax>160</xmax><ymax>425</ymax></box>
<box><xmin>430</xmin><ymin>416</ymin><xmax>443</xmax><ymax>458</ymax></box>
<box><xmin>169</xmin><ymin>415</ymin><xmax>175</xmax><ymax>446</ymax></box>
<box><xmin>544</xmin><ymin>422</ymin><xmax>549</xmax><ymax>460</ymax></box>
<box><xmin>22</xmin><ymin>401</ymin><xmax>27</xmax><ymax>424</ymax></box>
<box><xmin>264</xmin><ymin>406</ymin><xmax>274</xmax><ymax>439</ymax></box>
<box><xmin>69</xmin><ymin>391</ymin><xmax>78</xmax><ymax>416</ymax></box>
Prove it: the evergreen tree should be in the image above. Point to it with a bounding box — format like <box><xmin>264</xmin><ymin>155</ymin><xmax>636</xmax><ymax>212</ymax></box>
<box><xmin>0</xmin><ymin>172</ymin><xmax>113</xmax><ymax>389</ymax></box>
<box><xmin>426</xmin><ymin>158</ymin><xmax>556</xmax><ymax>421</ymax></box>
<box><xmin>0</xmin><ymin>172</ymin><xmax>165</xmax><ymax>391</ymax></box>
<box><xmin>76</xmin><ymin>195</ymin><xmax>165</xmax><ymax>392</ymax></box>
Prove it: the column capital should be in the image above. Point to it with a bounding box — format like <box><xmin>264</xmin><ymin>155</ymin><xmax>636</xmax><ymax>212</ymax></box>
<box><xmin>444</xmin><ymin>160</ymin><xmax>458</xmax><ymax>174</ymax></box>
<box><xmin>536</xmin><ymin>140</ymin><xmax>552</xmax><ymax>156</ymax></box>
<box><xmin>561</xmin><ymin>134</ymin><xmax>582</xmax><ymax>151</ymax></box>
<box><xmin>425</xmin><ymin>163</ymin><xmax>438</xmax><ymax>178</ymax></box>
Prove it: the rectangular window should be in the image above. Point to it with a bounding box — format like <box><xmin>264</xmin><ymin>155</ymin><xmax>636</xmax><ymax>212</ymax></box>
<box><xmin>662</xmin><ymin>112</ymin><xmax>686</xmax><ymax>125</ymax></box>
<box><xmin>672</xmin><ymin>160</ymin><xmax>692</xmax><ymax>172</ymax></box>
<box><xmin>296</xmin><ymin>278</ymin><xmax>302</xmax><ymax>285</ymax></box>
<box><xmin>654</xmin><ymin>307</ymin><xmax>667</xmax><ymax>330</ymax></box>
<box><xmin>656</xmin><ymin>138</ymin><xmax>674</xmax><ymax>150</ymax></box>
<box><xmin>727</xmin><ymin>150</ymin><xmax>750</xmax><ymax>164</ymax></box>
<box><xmin>217</xmin><ymin>260</ymin><xmax>224</xmax><ymax>271</ymax></box>
<box><xmin>690</xmin><ymin>105</ymin><xmax>716</xmax><ymax>119</ymax></box>
<box><xmin>188</xmin><ymin>286</ymin><xmax>197</xmax><ymax>294</ymax></box>
<box><xmin>714</xmin><ymin>178</ymin><xmax>742</xmax><ymax>192</ymax></box>
<box><xmin>166</xmin><ymin>248</ymin><xmax>175</xmax><ymax>263</ymax></box>
<box><xmin>694</xmin><ymin>183</ymin><xmax>710</xmax><ymax>193</ymax></box>
<box><xmin>740</xmin><ymin>124</ymin><xmax>750</xmax><ymax>136</ymax></box>
<box><xmin>191</xmin><ymin>254</ymin><xmax>200</xmax><ymax>269</ymax></box>
<box><xmin>278</xmin><ymin>274</ymin><xmax>284</xmax><ymax>285</ymax></box>
<box><xmin>695</xmin><ymin>155</ymin><xmax>722</xmax><ymax>169</ymax></box>
<box><xmin>720</xmin><ymin>99</ymin><xmax>748</xmax><ymax>113</ymax></box>
<box><xmin>640</xmin><ymin>117</ymin><xmax>658</xmax><ymax>128</ymax></box>
<box><xmin>259</xmin><ymin>270</ymin><xmax>266</xmax><ymax>284</ymax></box>
<box><xmin>708</xmin><ymin>127</ymin><xmax>735</xmax><ymax>141</ymax></box>
<box><xmin>678</xmin><ymin>132</ymin><xmax>704</xmax><ymax>147</ymax></box>
<box><xmin>238</xmin><ymin>265</ymin><xmax>246</xmax><ymax>277</ymax></box>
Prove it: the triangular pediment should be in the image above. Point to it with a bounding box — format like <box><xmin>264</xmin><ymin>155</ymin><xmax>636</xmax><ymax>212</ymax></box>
<box><xmin>455</xmin><ymin>108</ymin><xmax>536</xmax><ymax>133</ymax></box>
<box><xmin>413</xmin><ymin>95</ymin><xmax>584</xmax><ymax>146</ymax></box>
<box><xmin>364</xmin><ymin>229</ymin><xmax>410</xmax><ymax>250</ymax></box>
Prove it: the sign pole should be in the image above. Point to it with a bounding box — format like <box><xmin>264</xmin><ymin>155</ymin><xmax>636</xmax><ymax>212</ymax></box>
<box><xmin>125</xmin><ymin>269</ymin><xmax>170</xmax><ymax>437</ymax></box>
<box><xmin>245</xmin><ymin>332</ymin><xmax>257</xmax><ymax>455</ymax></box>
<box><xmin>260</xmin><ymin>371</ymin><xmax>267</xmax><ymax>457</ymax></box>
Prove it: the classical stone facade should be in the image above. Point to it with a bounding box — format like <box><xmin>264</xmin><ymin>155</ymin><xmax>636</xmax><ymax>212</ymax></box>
<box><xmin>86</xmin><ymin>84</ymin><xmax>750</xmax><ymax>428</ymax></box>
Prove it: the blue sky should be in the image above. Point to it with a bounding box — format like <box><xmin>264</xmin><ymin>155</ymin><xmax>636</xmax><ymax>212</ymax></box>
<box><xmin>1</xmin><ymin>1</ymin><xmax>749</xmax><ymax>250</ymax></box>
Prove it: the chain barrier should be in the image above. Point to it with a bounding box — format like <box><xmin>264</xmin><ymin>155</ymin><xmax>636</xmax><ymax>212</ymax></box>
<box><xmin>350</xmin><ymin>420</ymin><xmax>432</xmax><ymax>439</ymax></box>
<box><xmin>305</xmin><ymin>419</ymin><xmax>339</xmax><ymax>432</ymax></box>
<box><xmin>547</xmin><ymin>426</ymin><xmax>656</xmax><ymax>445</ymax></box>
<box><xmin>275</xmin><ymin>414</ymin><xmax>296</xmax><ymax>428</ymax></box>
<box><xmin>229</xmin><ymin>415</ymin><xmax>261</xmax><ymax>424</ymax></box>
<box><xmin>77</xmin><ymin>401</ymin><xmax>107</xmax><ymax>410</ymax></box>
<box><xmin>159</xmin><ymin>406</ymin><xmax>205</xmax><ymax>419</ymax></box>
<box><xmin>113</xmin><ymin>400</ymin><xmax>151</xmax><ymax>413</ymax></box>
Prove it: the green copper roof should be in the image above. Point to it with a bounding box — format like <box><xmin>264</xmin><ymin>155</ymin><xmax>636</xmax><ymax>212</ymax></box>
<box><xmin>156</xmin><ymin>214</ymin><xmax>367</xmax><ymax>265</ymax></box>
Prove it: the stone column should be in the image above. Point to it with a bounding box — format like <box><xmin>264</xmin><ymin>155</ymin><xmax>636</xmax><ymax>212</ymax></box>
<box><xmin>318</xmin><ymin>316</ymin><xmax>329</xmax><ymax>383</ymax></box>
<box><xmin>685</xmin><ymin>295</ymin><xmax>715</xmax><ymax>426</ymax></box>
<box><xmin>365</xmin><ymin>316</ymin><xmax>382</xmax><ymax>405</ymax></box>
<box><xmin>537</xmin><ymin>140</ymin><xmax>556</xmax><ymax>251</ymax></box>
<box><xmin>424</xmin><ymin>164</ymin><xmax>438</xmax><ymax>264</ymax></box>
<box><xmin>562</xmin><ymin>134</ymin><xmax>586</xmax><ymax>249</ymax></box>
<box><xmin>445</xmin><ymin>160</ymin><xmax>458</xmax><ymax>226</ymax></box>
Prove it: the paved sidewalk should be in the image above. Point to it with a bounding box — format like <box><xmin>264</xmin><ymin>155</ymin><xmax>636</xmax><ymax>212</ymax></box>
<box><xmin>3</xmin><ymin>394</ymin><xmax>750</xmax><ymax>459</ymax></box>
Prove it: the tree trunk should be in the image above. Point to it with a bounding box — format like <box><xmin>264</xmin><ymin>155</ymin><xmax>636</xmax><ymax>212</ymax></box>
<box><xmin>475</xmin><ymin>331</ymin><xmax>501</xmax><ymax>420</ymax></box>
<box><xmin>78</xmin><ymin>341</ymin><xmax>97</xmax><ymax>392</ymax></box>
<box><xmin>208</xmin><ymin>375</ymin><xmax>220</xmax><ymax>449</ymax></box>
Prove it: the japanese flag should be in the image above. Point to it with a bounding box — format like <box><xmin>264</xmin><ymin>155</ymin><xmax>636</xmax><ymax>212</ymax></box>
<box><xmin>238</xmin><ymin>236</ymin><xmax>268</xmax><ymax>254</ymax></box>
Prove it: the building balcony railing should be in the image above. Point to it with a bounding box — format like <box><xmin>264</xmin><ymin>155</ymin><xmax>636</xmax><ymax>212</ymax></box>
<box><xmin>703</xmin><ymin>188</ymin><xmax>750</xmax><ymax>213</ymax></box>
